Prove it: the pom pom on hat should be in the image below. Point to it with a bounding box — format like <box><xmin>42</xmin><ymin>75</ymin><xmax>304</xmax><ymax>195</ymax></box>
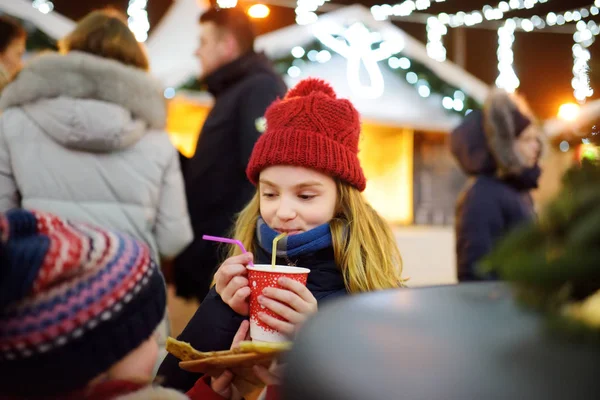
<box><xmin>285</xmin><ymin>77</ymin><xmax>337</xmax><ymax>99</ymax></box>
<box><xmin>246</xmin><ymin>78</ymin><xmax>366</xmax><ymax>191</ymax></box>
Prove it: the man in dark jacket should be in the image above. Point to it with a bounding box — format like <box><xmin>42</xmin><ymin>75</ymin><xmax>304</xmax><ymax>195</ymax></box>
<box><xmin>451</xmin><ymin>89</ymin><xmax>542</xmax><ymax>282</ymax></box>
<box><xmin>174</xmin><ymin>7</ymin><xmax>287</xmax><ymax>300</ymax></box>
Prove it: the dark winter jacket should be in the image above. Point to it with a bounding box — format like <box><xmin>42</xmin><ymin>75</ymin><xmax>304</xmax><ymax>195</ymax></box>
<box><xmin>174</xmin><ymin>51</ymin><xmax>287</xmax><ymax>300</ymax></box>
<box><xmin>451</xmin><ymin>91</ymin><xmax>541</xmax><ymax>281</ymax></box>
<box><xmin>158</xmin><ymin>243</ymin><xmax>347</xmax><ymax>392</ymax></box>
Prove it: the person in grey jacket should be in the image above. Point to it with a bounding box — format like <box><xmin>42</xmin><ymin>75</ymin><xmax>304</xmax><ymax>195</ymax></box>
<box><xmin>0</xmin><ymin>9</ymin><xmax>193</xmax><ymax>261</ymax></box>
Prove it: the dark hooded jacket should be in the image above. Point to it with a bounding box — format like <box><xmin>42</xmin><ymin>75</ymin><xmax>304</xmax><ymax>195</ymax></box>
<box><xmin>173</xmin><ymin>51</ymin><xmax>287</xmax><ymax>300</ymax></box>
<box><xmin>451</xmin><ymin>90</ymin><xmax>541</xmax><ymax>281</ymax></box>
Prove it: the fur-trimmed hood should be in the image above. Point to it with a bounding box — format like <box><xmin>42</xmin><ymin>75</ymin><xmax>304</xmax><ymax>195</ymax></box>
<box><xmin>0</xmin><ymin>51</ymin><xmax>166</xmax><ymax>152</ymax></box>
<box><xmin>451</xmin><ymin>89</ymin><xmax>539</xmax><ymax>177</ymax></box>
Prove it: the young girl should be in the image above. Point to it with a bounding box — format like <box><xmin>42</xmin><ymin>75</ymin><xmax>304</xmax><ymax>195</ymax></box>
<box><xmin>0</xmin><ymin>209</ymin><xmax>273</xmax><ymax>399</ymax></box>
<box><xmin>158</xmin><ymin>78</ymin><xmax>404</xmax><ymax>392</ymax></box>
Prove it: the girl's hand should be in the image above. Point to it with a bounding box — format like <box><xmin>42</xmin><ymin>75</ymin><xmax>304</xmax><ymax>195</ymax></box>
<box><xmin>253</xmin><ymin>361</ymin><xmax>285</xmax><ymax>387</ymax></box>
<box><xmin>214</xmin><ymin>253</ymin><xmax>254</xmax><ymax>316</ymax></box>
<box><xmin>210</xmin><ymin>370</ymin><xmax>238</xmax><ymax>400</ymax></box>
<box><xmin>210</xmin><ymin>320</ymin><xmax>251</xmax><ymax>399</ymax></box>
<box><xmin>258</xmin><ymin>277</ymin><xmax>318</xmax><ymax>337</ymax></box>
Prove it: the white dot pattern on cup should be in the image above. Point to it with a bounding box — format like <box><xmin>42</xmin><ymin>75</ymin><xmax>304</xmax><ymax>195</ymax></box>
<box><xmin>249</xmin><ymin>319</ymin><xmax>288</xmax><ymax>343</ymax></box>
<box><xmin>247</xmin><ymin>268</ymin><xmax>308</xmax><ymax>337</ymax></box>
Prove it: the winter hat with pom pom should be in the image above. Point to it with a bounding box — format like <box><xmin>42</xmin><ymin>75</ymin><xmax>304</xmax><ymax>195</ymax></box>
<box><xmin>246</xmin><ymin>78</ymin><xmax>366</xmax><ymax>191</ymax></box>
<box><xmin>0</xmin><ymin>209</ymin><xmax>166</xmax><ymax>398</ymax></box>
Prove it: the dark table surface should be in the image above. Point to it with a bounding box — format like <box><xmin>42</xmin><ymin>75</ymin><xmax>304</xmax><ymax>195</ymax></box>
<box><xmin>282</xmin><ymin>282</ymin><xmax>600</xmax><ymax>400</ymax></box>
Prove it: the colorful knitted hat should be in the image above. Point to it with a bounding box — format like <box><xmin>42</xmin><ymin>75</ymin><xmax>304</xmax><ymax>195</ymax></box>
<box><xmin>0</xmin><ymin>209</ymin><xmax>166</xmax><ymax>397</ymax></box>
<box><xmin>246</xmin><ymin>78</ymin><xmax>367</xmax><ymax>191</ymax></box>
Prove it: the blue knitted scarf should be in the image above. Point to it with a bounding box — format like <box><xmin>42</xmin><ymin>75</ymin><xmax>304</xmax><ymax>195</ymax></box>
<box><xmin>255</xmin><ymin>217</ymin><xmax>332</xmax><ymax>259</ymax></box>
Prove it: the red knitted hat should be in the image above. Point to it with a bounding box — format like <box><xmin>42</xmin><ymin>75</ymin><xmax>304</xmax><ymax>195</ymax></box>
<box><xmin>246</xmin><ymin>78</ymin><xmax>366</xmax><ymax>191</ymax></box>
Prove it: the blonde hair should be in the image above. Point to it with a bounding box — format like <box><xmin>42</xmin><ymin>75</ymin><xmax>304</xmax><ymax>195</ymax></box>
<box><xmin>59</xmin><ymin>9</ymin><xmax>149</xmax><ymax>71</ymax></box>
<box><xmin>227</xmin><ymin>180</ymin><xmax>404</xmax><ymax>293</ymax></box>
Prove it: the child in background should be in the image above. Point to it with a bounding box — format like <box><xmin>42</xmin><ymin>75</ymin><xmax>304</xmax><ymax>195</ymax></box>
<box><xmin>159</xmin><ymin>78</ymin><xmax>404</xmax><ymax>392</ymax></box>
<box><xmin>0</xmin><ymin>209</ymin><xmax>271</xmax><ymax>400</ymax></box>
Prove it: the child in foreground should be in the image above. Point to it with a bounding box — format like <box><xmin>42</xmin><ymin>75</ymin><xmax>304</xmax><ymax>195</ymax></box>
<box><xmin>0</xmin><ymin>209</ymin><xmax>274</xmax><ymax>399</ymax></box>
<box><xmin>159</xmin><ymin>78</ymin><xmax>404</xmax><ymax>392</ymax></box>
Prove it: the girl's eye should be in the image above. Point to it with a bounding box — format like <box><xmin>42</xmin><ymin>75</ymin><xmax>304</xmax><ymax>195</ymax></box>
<box><xmin>262</xmin><ymin>192</ymin><xmax>277</xmax><ymax>198</ymax></box>
<box><xmin>299</xmin><ymin>194</ymin><xmax>316</xmax><ymax>200</ymax></box>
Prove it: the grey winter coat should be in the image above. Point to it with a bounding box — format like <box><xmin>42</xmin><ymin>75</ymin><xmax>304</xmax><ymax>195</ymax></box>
<box><xmin>0</xmin><ymin>51</ymin><xmax>193</xmax><ymax>259</ymax></box>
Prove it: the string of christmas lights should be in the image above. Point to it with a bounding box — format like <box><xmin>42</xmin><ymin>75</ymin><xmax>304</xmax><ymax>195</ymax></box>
<box><xmin>545</xmin><ymin>3</ymin><xmax>600</xmax><ymax>27</ymax></box>
<box><xmin>496</xmin><ymin>19</ymin><xmax>519</xmax><ymax>92</ymax></box>
<box><xmin>508</xmin><ymin>4</ymin><xmax>600</xmax><ymax>99</ymax></box>
<box><xmin>572</xmin><ymin>19</ymin><xmax>599</xmax><ymax>102</ymax></box>
<box><xmin>371</xmin><ymin>0</ymin><xmax>447</xmax><ymax>21</ymax></box>
<box><xmin>422</xmin><ymin>0</ymin><xmax>549</xmax><ymax>62</ymax></box>
<box><xmin>127</xmin><ymin>0</ymin><xmax>150</xmax><ymax>42</ymax></box>
<box><xmin>373</xmin><ymin>1</ymin><xmax>600</xmax><ymax>99</ymax></box>
<box><xmin>426</xmin><ymin>16</ymin><xmax>447</xmax><ymax>62</ymax></box>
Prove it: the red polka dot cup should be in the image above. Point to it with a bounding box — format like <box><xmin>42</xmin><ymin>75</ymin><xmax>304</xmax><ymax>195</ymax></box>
<box><xmin>247</xmin><ymin>264</ymin><xmax>310</xmax><ymax>343</ymax></box>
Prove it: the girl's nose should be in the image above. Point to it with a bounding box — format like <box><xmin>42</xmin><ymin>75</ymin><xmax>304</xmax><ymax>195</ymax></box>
<box><xmin>276</xmin><ymin>198</ymin><xmax>296</xmax><ymax>221</ymax></box>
